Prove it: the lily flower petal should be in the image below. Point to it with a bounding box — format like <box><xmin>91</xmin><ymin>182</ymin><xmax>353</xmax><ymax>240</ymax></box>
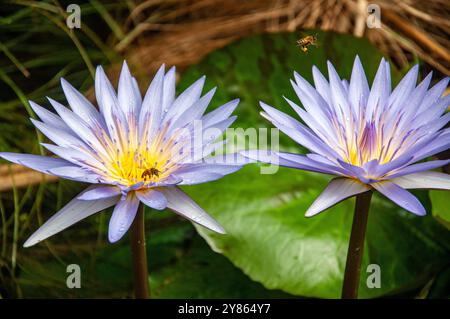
<box><xmin>29</xmin><ymin>100</ymin><xmax>71</xmax><ymax>132</ymax></box>
<box><xmin>78</xmin><ymin>185</ymin><xmax>121</xmax><ymax>200</ymax></box>
<box><xmin>118</xmin><ymin>61</ymin><xmax>141</xmax><ymax>121</ymax></box>
<box><xmin>390</xmin><ymin>171</ymin><xmax>450</xmax><ymax>190</ymax></box>
<box><xmin>31</xmin><ymin>119</ymin><xmax>87</xmax><ymax>150</ymax></box>
<box><xmin>61</xmin><ymin>77</ymin><xmax>105</xmax><ymax>130</ymax></box>
<box><xmin>371</xmin><ymin>181</ymin><xmax>426</xmax><ymax>216</ymax></box>
<box><xmin>136</xmin><ymin>189</ymin><xmax>167</xmax><ymax>210</ymax></box>
<box><xmin>164</xmin><ymin>76</ymin><xmax>205</xmax><ymax>122</ymax></box>
<box><xmin>202</xmin><ymin>99</ymin><xmax>239</xmax><ymax>128</ymax></box>
<box><xmin>108</xmin><ymin>193</ymin><xmax>140</xmax><ymax>243</ymax></box>
<box><xmin>47</xmin><ymin>166</ymin><xmax>103</xmax><ymax>184</ymax></box>
<box><xmin>160</xmin><ymin>186</ymin><xmax>225</xmax><ymax>234</ymax></box>
<box><xmin>162</xmin><ymin>66</ymin><xmax>176</xmax><ymax>114</ymax></box>
<box><xmin>24</xmin><ymin>192</ymin><xmax>119</xmax><ymax>247</ymax></box>
<box><xmin>388</xmin><ymin>159</ymin><xmax>450</xmax><ymax>179</ymax></box>
<box><xmin>348</xmin><ymin>55</ymin><xmax>370</xmax><ymax>113</ymax></box>
<box><xmin>305</xmin><ymin>178</ymin><xmax>370</xmax><ymax>217</ymax></box>
<box><xmin>139</xmin><ymin>64</ymin><xmax>165</xmax><ymax>141</ymax></box>
<box><xmin>0</xmin><ymin>152</ymin><xmax>72</xmax><ymax>174</ymax></box>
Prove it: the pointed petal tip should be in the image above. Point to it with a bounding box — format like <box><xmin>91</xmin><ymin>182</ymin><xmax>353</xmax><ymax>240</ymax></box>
<box><xmin>416</xmin><ymin>208</ymin><xmax>427</xmax><ymax>216</ymax></box>
<box><xmin>405</xmin><ymin>202</ymin><xmax>427</xmax><ymax>216</ymax></box>
<box><xmin>214</xmin><ymin>224</ymin><xmax>226</xmax><ymax>234</ymax></box>
<box><xmin>326</xmin><ymin>60</ymin><xmax>335</xmax><ymax>70</ymax></box>
<box><xmin>289</xmin><ymin>78</ymin><xmax>296</xmax><ymax>86</ymax></box>
<box><xmin>200</xmin><ymin>218</ymin><xmax>226</xmax><ymax>234</ymax></box>
<box><xmin>28</xmin><ymin>100</ymin><xmax>40</xmax><ymax>109</ymax></box>
<box><xmin>47</xmin><ymin>96</ymin><xmax>64</xmax><ymax>111</ymax></box>
<box><xmin>0</xmin><ymin>151</ymin><xmax>9</xmax><ymax>159</ymax></box>
<box><xmin>157</xmin><ymin>63</ymin><xmax>166</xmax><ymax>73</ymax></box>
<box><xmin>259</xmin><ymin>101</ymin><xmax>274</xmax><ymax>112</ymax></box>
<box><xmin>229</xmin><ymin>115</ymin><xmax>237</xmax><ymax>123</ymax></box>
<box><xmin>304</xmin><ymin>208</ymin><xmax>320</xmax><ymax>218</ymax></box>
<box><xmin>23</xmin><ymin>230</ymin><xmax>46</xmax><ymax>248</ymax></box>
<box><xmin>372</xmin><ymin>181</ymin><xmax>427</xmax><ymax>216</ymax></box>
<box><xmin>23</xmin><ymin>237</ymin><xmax>35</xmax><ymax>248</ymax></box>
<box><xmin>0</xmin><ymin>152</ymin><xmax>24</xmax><ymax>162</ymax></box>
<box><xmin>353</xmin><ymin>55</ymin><xmax>364</xmax><ymax>69</ymax></box>
<box><xmin>311</xmin><ymin>65</ymin><xmax>321</xmax><ymax>74</ymax></box>
<box><xmin>305</xmin><ymin>208</ymin><xmax>317</xmax><ymax>218</ymax></box>
<box><xmin>29</xmin><ymin>117</ymin><xmax>40</xmax><ymax>125</ymax></box>
<box><xmin>107</xmin><ymin>234</ymin><xmax>121</xmax><ymax>244</ymax></box>
<box><xmin>208</xmin><ymin>86</ymin><xmax>217</xmax><ymax>95</ymax></box>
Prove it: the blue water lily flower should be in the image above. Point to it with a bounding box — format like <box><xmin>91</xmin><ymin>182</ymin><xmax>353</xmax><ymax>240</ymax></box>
<box><xmin>0</xmin><ymin>62</ymin><xmax>243</xmax><ymax>246</ymax></box>
<box><xmin>242</xmin><ymin>56</ymin><xmax>450</xmax><ymax>217</ymax></box>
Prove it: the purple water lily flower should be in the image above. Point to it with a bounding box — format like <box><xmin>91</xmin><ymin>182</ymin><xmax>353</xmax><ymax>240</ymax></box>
<box><xmin>242</xmin><ymin>56</ymin><xmax>450</xmax><ymax>217</ymax></box>
<box><xmin>0</xmin><ymin>62</ymin><xmax>243</xmax><ymax>246</ymax></box>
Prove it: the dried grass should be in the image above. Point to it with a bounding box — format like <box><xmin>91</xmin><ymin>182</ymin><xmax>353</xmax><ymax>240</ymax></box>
<box><xmin>122</xmin><ymin>0</ymin><xmax>450</xmax><ymax>76</ymax></box>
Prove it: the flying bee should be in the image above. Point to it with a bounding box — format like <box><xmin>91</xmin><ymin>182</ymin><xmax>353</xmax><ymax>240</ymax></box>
<box><xmin>141</xmin><ymin>167</ymin><xmax>160</xmax><ymax>180</ymax></box>
<box><xmin>297</xmin><ymin>34</ymin><xmax>318</xmax><ymax>53</ymax></box>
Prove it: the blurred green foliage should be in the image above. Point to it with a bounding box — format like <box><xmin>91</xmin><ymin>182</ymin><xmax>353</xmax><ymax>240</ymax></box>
<box><xmin>0</xmin><ymin>1</ymin><xmax>127</xmax><ymax>153</ymax></box>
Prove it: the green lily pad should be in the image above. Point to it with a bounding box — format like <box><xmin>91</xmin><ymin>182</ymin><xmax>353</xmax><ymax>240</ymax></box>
<box><xmin>429</xmin><ymin>190</ymin><xmax>450</xmax><ymax>229</ymax></box>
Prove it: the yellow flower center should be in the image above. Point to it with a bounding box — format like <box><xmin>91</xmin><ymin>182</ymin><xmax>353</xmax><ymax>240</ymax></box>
<box><xmin>90</xmin><ymin>122</ymin><xmax>189</xmax><ymax>187</ymax></box>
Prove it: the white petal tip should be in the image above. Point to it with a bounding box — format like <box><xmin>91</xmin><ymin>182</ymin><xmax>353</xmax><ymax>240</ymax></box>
<box><xmin>195</xmin><ymin>214</ymin><xmax>226</xmax><ymax>234</ymax></box>
<box><xmin>211</xmin><ymin>224</ymin><xmax>226</xmax><ymax>234</ymax></box>
<box><xmin>304</xmin><ymin>210</ymin><xmax>320</xmax><ymax>218</ymax></box>
<box><xmin>107</xmin><ymin>236</ymin><xmax>120</xmax><ymax>244</ymax></box>
<box><xmin>76</xmin><ymin>194</ymin><xmax>91</xmax><ymax>201</ymax></box>
<box><xmin>23</xmin><ymin>237</ymin><xmax>38</xmax><ymax>248</ymax></box>
<box><xmin>108</xmin><ymin>231</ymin><xmax>126</xmax><ymax>243</ymax></box>
<box><xmin>413</xmin><ymin>209</ymin><xmax>427</xmax><ymax>217</ymax></box>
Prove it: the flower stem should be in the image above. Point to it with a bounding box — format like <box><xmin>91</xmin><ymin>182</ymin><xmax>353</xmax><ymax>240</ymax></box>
<box><xmin>130</xmin><ymin>204</ymin><xmax>149</xmax><ymax>299</ymax></box>
<box><xmin>341</xmin><ymin>191</ymin><xmax>372</xmax><ymax>299</ymax></box>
